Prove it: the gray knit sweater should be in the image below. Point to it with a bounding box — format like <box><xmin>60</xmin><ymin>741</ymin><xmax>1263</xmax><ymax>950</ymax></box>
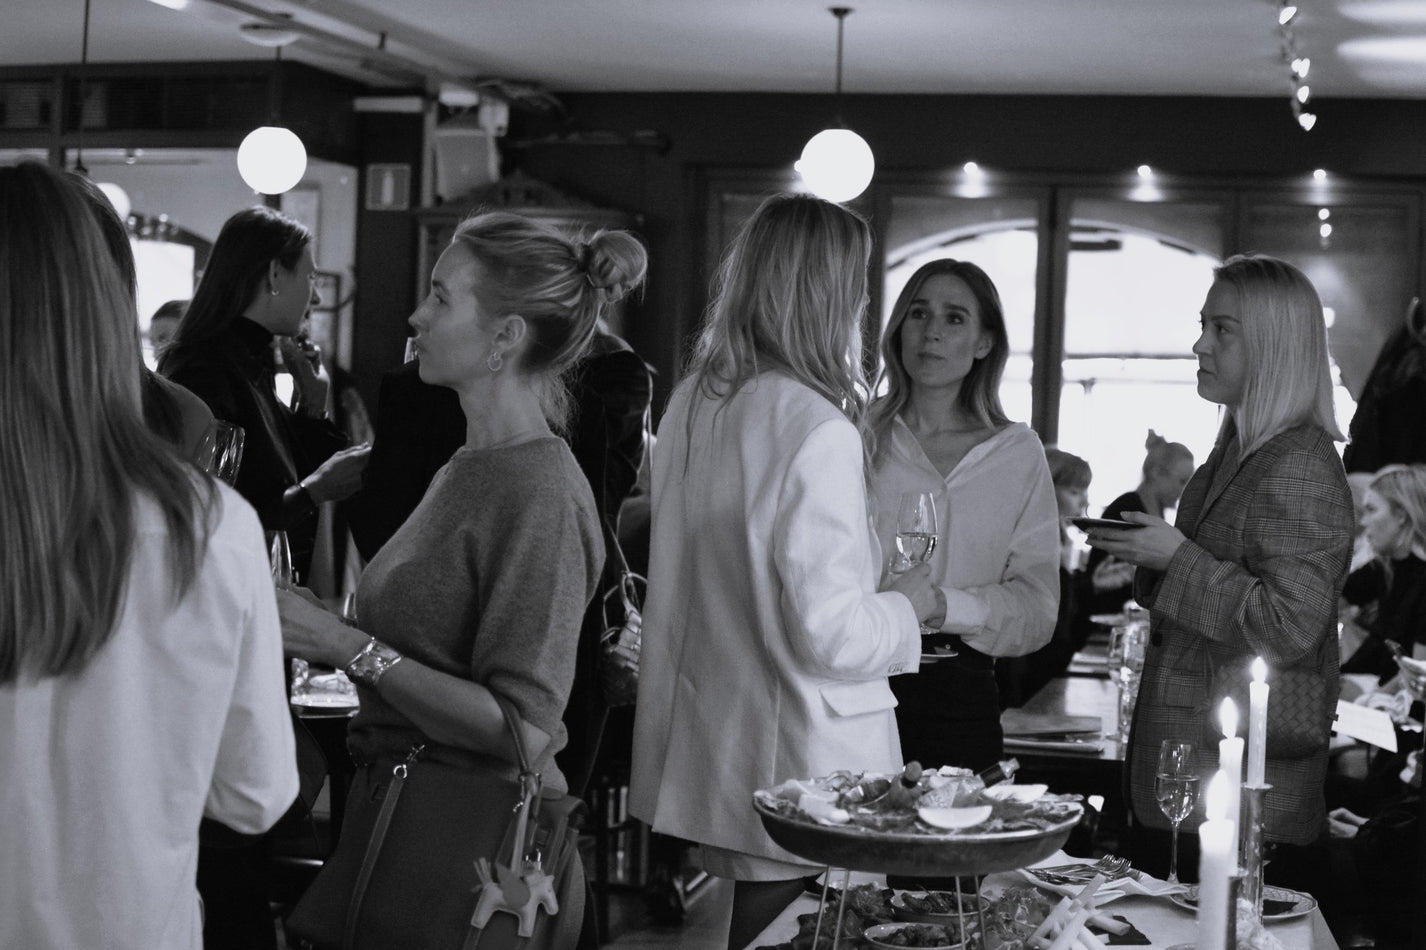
<box><xmin>346</xmin><ymin>437</ymin><xmax>603</xmax><ymax>792</ymax></box>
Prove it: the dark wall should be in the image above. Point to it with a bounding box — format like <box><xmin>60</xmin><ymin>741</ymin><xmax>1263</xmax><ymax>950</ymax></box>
<box><xmin>355</xmin><ymin>92</ymin><xmax>1426</xmax><ymax>414</ymax></box>
<box><xmin>351</xmin><ymin>111</ymin><xmax>424</xmax><ymax>411</ymax></box>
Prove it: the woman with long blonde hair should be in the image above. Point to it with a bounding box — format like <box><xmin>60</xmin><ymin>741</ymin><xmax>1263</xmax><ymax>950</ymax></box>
<box><xmin>630</xmin><ymin>194</ymin><xmax>939</xmax><ymax>949</ymax></box>
<box><xmin>0</xmin><ymin>161</ymin><xmax>296</xmax><ymax>949</ymax></box>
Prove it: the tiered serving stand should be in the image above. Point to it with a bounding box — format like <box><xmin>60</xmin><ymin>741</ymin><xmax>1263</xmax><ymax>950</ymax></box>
<box><xmin>753</xmin><ymin>796</ymin><xmax>1084</xmax><ymax>949</ymax></box>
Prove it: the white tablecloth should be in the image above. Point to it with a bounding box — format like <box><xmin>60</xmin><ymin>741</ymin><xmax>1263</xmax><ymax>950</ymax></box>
<box><xmin>745</xmin><ymin>852</ymin><xmax>1339</xmax><ymax>949</ymax></box>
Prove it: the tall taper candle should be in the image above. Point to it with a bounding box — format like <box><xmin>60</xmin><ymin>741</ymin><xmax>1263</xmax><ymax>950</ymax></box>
<box><xmin>1247</xmin><ymin>657</ymin><xmax>1269</xmax><ymax>786</ymax></box>
<box><xmin>1199</xmin><ymin>771</ymin><xmax>1235</xmax><ymax>950</ymax></box>
<box><xmin>1218</xmin><ymin>698</ymin><xmax>1243</xmax><ymax>860</ymax></box>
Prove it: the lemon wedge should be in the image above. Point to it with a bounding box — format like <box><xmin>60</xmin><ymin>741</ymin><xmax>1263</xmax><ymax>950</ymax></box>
<box><xmin>917</xmin><ymin>804</ymin><xmax>992</xmax><ymax>829</ymax></box>
<box><xmin>981</xmin><ymin>783</ymin><xmax>1049</xmax><ymax>803</ymax></box>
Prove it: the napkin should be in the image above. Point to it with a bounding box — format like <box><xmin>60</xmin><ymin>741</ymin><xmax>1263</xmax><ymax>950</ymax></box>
<box><xmin>1017</xmin><ymin>855</ymin><xmax>1187</xmax><ymax>904</ymax></box>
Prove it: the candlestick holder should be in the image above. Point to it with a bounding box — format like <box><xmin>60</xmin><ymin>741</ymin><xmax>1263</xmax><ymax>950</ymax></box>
<box><xmin>1226</xmin><ymin>872</ymin><xmax>1241</xmax><ymax>950</ymax></box>
<box><xmin>1240</xmin><ymin>783</ymin><xmax>1272</xmax><ymax>923</ymax></box>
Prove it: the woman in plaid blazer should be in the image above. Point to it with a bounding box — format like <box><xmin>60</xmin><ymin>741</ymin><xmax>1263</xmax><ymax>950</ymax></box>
<box><xmin>1086</xmin><ymin>255</ymin><xmax>1354</xmax><ymax>890</ymax></box>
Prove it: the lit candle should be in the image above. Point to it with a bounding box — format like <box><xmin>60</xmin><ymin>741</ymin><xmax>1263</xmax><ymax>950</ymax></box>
<box><xmin>1218</xmin><ymin>698</ymin><xmax>1243</xmax><ymax>860</ymax></box>
<box><xmin>1247</xmin><ymin>657</ymin><xmax>1269</xmax><ymax>786</ymax></box>
<box><xmin>1198</xmin><ymin>771</ymin><xmax>1234</xmax><ymax>950</ymax></box>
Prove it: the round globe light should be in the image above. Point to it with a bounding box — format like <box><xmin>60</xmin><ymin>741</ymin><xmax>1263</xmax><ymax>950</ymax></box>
<box><xmin>795</xmin><ymin>128</ymin><xmax>875</xmax><ymax>203</ymax></box>
<box><xmin>96</xmin><ymin>181</ymin><xmax>132</xmax><ymax>221</ymax></box>
<box><xmin>237</xmin><ymin>126</ymin><xmax>308</xmax><ymax>195</ymax></box>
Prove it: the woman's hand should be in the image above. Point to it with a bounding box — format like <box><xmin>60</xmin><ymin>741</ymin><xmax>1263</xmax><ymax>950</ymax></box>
<box><xmin>278</xmin><ymin>335</ymin><xmax>330</xmax><ymax>415</ymax></box>
<box><xmin>303</xmin><ymin>443</ymin><xmax>372</xmax><ymax>504</ymax></box>
<box><xmin>277</xmin><ymin>587</ymin><xmax>367</xmax><ymax>668</ymax></box>
<box><xmin>1090</xmin><ymin>555</ymin><xmax>1136</xmax><ymax>592</ymax></box>
<box><xmin>1081</xmin><ymin>511</ymin><xmax>1186</xmax><ymax>572</ymax></box>
<box><xmin>885</xmin><ymin>564</ymin><xmax>940</xmax><ymax>625</ymax></box>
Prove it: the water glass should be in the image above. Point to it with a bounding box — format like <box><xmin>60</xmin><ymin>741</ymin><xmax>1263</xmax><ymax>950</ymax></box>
<box><xmin>198</xmin><ymin>420</ymin><xmax>245</xmax><ymax>486</ymax></box>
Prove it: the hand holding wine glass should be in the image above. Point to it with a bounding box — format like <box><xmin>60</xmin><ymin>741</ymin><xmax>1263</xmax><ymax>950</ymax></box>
<box><xmin>893</xmin><ymin>490</ymin><xmax>950</xmax><ymax>648</ymax></box>
<box><xmin>1155</xmin><ymin>739</ymin><xmax>1199</xmax><ymax>885</ymax></box>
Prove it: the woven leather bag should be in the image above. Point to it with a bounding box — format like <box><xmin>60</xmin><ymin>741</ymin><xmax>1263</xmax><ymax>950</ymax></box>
<box><xmin>284</xmin><ymin>695</ymin><xmax>585</xmax><ymax>950</ymax></box>
<box><xmin>1202</xmin><ymin>639</ymin><xmax>1336</xmax><ymax>759</ymax></box>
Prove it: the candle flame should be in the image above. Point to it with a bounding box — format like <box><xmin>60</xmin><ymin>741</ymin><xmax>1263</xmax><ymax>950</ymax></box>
<box><xmin>1219</xmin><ymin>697</ymin><xmax>1238</xmax><ymax>738</ymax></box>
<box><xmin>1206</xmin><ymin>770</ymin><xmax>1229</xmax><ymax>819</ymax></box>
<box><xmin>1252</xmin><ymin>656</ymin><xmax>1268</xmax><ymax>683</ymax></box>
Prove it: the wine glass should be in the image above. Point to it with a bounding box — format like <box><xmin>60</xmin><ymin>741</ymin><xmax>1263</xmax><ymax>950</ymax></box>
<box><xmin>1155</xmin><ymin>739</ymin><xmax>1199</xmax><ymax>885</ymax></box>
<box><xmin>894</xmin><ymin>491</ymin><xmax>938</xmax><ymax>573</ymax></box>
<box><xmin>198</xmin><ymin>420</ymin><xmax>245</xmax><ymax>486</ymax></box>
<box><xmin>894</xmin><ymin>491</ymin><xmax>949</xmax><ymax>648</ymax></box>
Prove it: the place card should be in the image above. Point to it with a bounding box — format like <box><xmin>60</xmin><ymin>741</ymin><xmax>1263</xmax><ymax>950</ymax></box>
<box><xmin>1333</xmin><ymin>700</ymin><xmax>1397</xmax><ymax>752</ymax></box>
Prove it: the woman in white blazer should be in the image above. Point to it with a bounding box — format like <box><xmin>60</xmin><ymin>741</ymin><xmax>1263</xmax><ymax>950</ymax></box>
<box><xmin>629</xmin><ymin>194</ymin><xmax>941</xmax><ymax>949</ymax></box>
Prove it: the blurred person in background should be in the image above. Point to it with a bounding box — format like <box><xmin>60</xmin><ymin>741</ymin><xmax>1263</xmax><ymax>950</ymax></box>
<box><xmin>996</xmin><ymin>446</ymin><xmax>1091</xmax><ymax>708</ymax></box>
<box><xmin>0</xmin><ymin>160</ymin><xmax>296</xmax><ymax>950</ymax></box>
<box><xmin>1084</xmin><ymin>430</ymin><xmax>1195</xmax><ymax>618</ymax></box>
<box><xmin>149</xmin><ymin>298</ymin><xmax>187</xmax><ymax>356</ymax></box>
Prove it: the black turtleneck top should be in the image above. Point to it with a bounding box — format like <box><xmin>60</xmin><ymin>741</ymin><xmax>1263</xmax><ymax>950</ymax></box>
<box><xmin>160</xmin><ymin>317</ymin><xmax>347</xmax><ymax>581</ymax></box>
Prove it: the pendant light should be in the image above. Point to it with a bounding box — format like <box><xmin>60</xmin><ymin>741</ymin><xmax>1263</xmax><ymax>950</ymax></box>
<box><xmin>796</xmin><ymin>7</ymin><xmax>875</xmax><ymax>204</ymax></box>
<box><xmin>237</xmin><ymin>38</ymin><xmax>308</xmax><ymax>195</ymax></box>
<box><xmin>72</xmin><ymin>0</ymin><xmax>133</xmax><ymax>217</ymax></box>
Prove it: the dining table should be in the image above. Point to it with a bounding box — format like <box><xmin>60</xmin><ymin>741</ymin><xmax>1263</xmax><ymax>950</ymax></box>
<box><xmin>744</xmin><ymin>853</ymin><xmax>1341</xmax><ymax>949</ymax></box>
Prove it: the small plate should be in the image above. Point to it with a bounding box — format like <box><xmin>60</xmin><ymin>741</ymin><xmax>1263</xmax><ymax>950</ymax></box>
<box><xmin>1071</xmin><ymin>517</ymin><xmax>1144</xmax><ymax>531</ymax></box>
<box><xmin>921</xmin><ymin>647</ymin><xmax>958</xmax><ymax>664</ymax></box>
<box><xmin>1170</xmin><ymin>884</ymin><xmax>1317</xmax><ymax>923</ymax></box>
<box><xmin>1089</xmin><ymin>612</ymin><xmax>1129</xmax><ymax>627</ymax></box>
<box><xmin>864</xmin><ymin>921</ymin><xmax>964</xmax><ymax>949</ymax></box>
<box><xmin>891</xmin><ymin>890</ymin><xmax>989</xmax><ymax>925</ymax></box>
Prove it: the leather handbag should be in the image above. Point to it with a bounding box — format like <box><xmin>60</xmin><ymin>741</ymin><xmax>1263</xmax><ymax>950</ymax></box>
<box><xmin>1203</xmin><ymin>639</ymin><xmax>1337</xmax><ymax>759</ymax></box>
<box><xmin>284</xmin><ymin>694</ymin><xmax>586</xmax><ymax>950</ymax></box>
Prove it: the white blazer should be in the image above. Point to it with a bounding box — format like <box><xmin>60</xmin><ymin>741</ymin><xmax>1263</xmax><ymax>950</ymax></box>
<box><xmin>629</xmin><ymin>371</ymin><xmax>921</xmax><ymax>864</ymax></box>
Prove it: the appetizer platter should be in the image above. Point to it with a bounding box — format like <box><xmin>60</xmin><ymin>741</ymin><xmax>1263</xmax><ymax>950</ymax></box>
<box><xmin>753</xmin><ymin>763</ymin><xmax>1084</xmax><ymax>877</ymax></box>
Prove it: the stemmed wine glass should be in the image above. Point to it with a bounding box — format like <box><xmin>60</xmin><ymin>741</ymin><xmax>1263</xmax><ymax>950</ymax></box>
<box><xmin>1156</xmin><ymin>739</ymin><xmax>1200</xmax><ymax>885</ymax></box>
<box><xmin>198</xmin><ymin>420</ymin><xmax>245</xmax><ymax>487</ymax></box>
<box><xmin>894</xmin><ymin>490</ymin><xmax>950</xmax><ymax>648</ymax></box>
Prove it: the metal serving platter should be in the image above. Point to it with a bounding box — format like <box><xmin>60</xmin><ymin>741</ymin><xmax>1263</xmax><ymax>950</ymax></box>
<box><xmin>753</xmin><ymin>796</ymin><xmax>1083</xmax><ymax>878</ymax></box>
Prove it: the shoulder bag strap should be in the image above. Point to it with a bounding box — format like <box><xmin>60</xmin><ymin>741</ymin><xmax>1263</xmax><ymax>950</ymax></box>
<box><xmin>343</xmin><ymin>745</ymin><xmax>423</xmax><ymax>950</ymax></box>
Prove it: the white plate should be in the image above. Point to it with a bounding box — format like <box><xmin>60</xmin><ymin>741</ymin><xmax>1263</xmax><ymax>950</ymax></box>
<box><xmin>291</xmin><ymin>692</ymin><xmax>359</xmax><ymax>709</ymax></box>
<box><xmin>1170</xmin><ymin>884</ymin><xmax>1317</xmax><ymax>923</ymax></box>
<box><xmin>1089</xmin><ymin>613</ymin><xmax>1129</xmax><ymax>627</ymax></box>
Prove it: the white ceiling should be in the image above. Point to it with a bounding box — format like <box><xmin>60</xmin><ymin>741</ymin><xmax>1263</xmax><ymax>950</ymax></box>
<box><xmin>7</xmin><ymin>0</ymin><xmax>1426</xmax><ymax>102</ymax></box>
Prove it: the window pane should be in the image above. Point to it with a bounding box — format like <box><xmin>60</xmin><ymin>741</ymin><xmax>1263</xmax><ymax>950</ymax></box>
<box><xmin>1059</xmin><ymin>197</ymin><xmax>1226</xmax><ymax>511</ymax></box>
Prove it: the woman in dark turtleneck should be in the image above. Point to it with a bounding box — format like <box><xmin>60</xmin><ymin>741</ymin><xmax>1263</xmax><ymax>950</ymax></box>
<box><xmin>160</xmin><ymin>207</ymin><xmax>369</xmax><ymax>950</ymax></box>
<box><xmin>160</xmin><ymin>206</ymin><xmax>369</xmax><ymax>586</ymax></box>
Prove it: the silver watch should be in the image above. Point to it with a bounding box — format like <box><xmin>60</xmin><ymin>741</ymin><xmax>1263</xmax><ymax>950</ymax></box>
<box><xmin>344</xmin><ymin>638</ymin><xmax>404</xmax><ymax>689</ymax></box>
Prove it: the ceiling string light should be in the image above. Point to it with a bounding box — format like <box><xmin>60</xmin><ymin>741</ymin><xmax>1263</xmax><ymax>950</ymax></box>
<box><xmin>1277</xmin><ymin>1</ymin><xmax>1316</xmax><ymax>131</ymax></box>
<box><xmin>236</xmin><ymin>38</ymin><xmax>308</xmax><ymax>195</ymax></box>
<box><xmin>795</xmin><ymin>7</ymin><xmax>875</xmax><ymax>204</ymax></box>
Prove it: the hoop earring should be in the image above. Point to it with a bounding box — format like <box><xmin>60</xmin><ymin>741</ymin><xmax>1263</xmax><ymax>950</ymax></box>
<box><xmin>487</xmin><ymin>350</ymin><xmax>503</xmax><ymax>373</ymax></box>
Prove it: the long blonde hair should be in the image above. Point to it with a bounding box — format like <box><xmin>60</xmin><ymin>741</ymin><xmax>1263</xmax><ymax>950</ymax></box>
<box><xmin>683</xmin><ymin>193</ymin><xmax>873</xmax><ymax>453</ymax></box>
<box><xmin>0</xmin><ymin>162</ymin><xmax>214</xmax><ymax>682</ymax></box>
<box><xmin>1211</xmin><ymin>254</ymin><xmax>1342</xmax><ymax>456</ymax></box>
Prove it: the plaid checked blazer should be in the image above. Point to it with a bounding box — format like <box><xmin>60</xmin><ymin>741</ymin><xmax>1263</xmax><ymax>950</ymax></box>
<box><xmin>1127</xmin><ymin>420</ymin><xmax>1353</xmax><ymax>845</ymax></box>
